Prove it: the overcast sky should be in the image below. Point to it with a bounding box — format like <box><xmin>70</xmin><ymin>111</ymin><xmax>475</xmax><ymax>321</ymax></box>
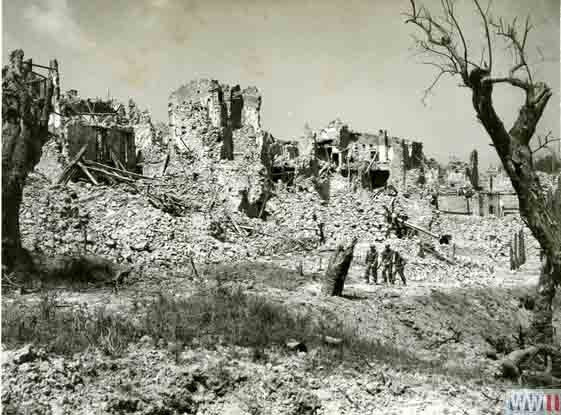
<box><xmin>3</xmin><ymin>0</ymin><xmax>559</xmax><ymax>167</ymax></box>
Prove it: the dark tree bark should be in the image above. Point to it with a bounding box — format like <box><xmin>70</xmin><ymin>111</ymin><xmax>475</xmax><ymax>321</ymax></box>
<box><xmin>322</xmin><ymin>238</ymin><xmax>358</xmax><ymax>296</ymax></box>
<box><xmin>405</xmin><ymin>0</ymin><xmax>560</xmax><ymax>345</ymax></box>
<box><xmin>2</xmin><ymin>50</ymin><xmax>55</xmax><ymax>273</ymax></box>
<box><xmin>468</xmin><ymin>71</ymin><xmax>560</xmax><ymax>344</ymax></box>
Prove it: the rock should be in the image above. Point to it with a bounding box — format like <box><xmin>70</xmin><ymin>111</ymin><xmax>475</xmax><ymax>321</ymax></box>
<box><xmin>365</xmin><ymin>381</ymin><xmax>383</xmax><ymax>395</ymax></box>
<box><xmin>323</xmin><ymin>336</ymin><xmax>343</xmax><ymax>346</ymax></box>
<box><xmin>286</xmin><ymin>340</ymin><xmax>307</xmax><ymax>353</ymax></box>
<box><xmin>295</xmin><ymin>390</ymin><xmax>321</xmax><ymax>414</ymax></box>
<box><xmin>131</xmin><ymin>241</ymin><xmax>149</xmax><ymax>251</ymax></box>
<box><xmin>13</xmin><ymin>345</ymin><xmax>36</xmax><ymax>365</ymax></box>
<box><xmin>139</xmin><ymin>335</ymin><xmax>154</xmax><ymax>347</ymax></box>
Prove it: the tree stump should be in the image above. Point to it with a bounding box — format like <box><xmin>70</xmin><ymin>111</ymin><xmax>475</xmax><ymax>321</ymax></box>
<box><xmin>321</xmin><ymin>238</ymin><xmax>358</xmax><ymax>296</ymax></box>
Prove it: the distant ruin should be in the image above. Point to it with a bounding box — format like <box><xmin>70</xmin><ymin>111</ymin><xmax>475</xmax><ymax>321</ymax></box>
<box><xmin>167</xmin><ymin>79</ymin><xmax>430</xmax><ymax>200</ymax></box>
<box><xmin>310</xmin><ymin>119</ymin><xmax>425</xmax><ymax>189</ymax></box>
<box><xmin>168</xmin><ymin>79</ymin><xmax>262</xmax><ymax>160</ymax></box>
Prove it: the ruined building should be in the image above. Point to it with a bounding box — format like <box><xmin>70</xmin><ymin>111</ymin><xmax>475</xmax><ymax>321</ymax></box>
<box><xmin>311</xmin><ymin>119</ymin><xmax>425</xmax><ymax>188</ymax></box>
<box><xmin>54</xmin><ymin>90</ymin><xmax>136</xmax><ymax>172</ymax></box>
<box><xmin>168</xmin><ymin>79</ymin><xmax>262</xmax><ymax>160</ymax></box>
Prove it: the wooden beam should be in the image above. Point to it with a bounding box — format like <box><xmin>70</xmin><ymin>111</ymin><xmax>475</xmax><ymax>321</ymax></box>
<box><xmin>82</xmin><ymin>159</ymin><xmax>156</xmax><ymax>180</ymax></box>
<box><xmin>83</xmin><ymin>165</ymin><xmax>135</xmax><ymax>182</ymax></box>
<box><xmin>57</xmin><ymin>142</ymin><xmax>89</xmax><ymax>184</ymax></box>
<box><xmin>109</xmin><ymin>148</ymin><xmax>126</xmax><ymax>171</ymax></box>
<box><xmin>77</xmin><ymin>161</ymin><xmax>99</xmax><ymax>185</ymax></box>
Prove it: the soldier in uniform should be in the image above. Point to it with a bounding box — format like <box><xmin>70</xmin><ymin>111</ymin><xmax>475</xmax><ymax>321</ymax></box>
<box><xmin>393</xmin><ymin>250</ymin><xmax>407</xmax><ymax>285</ymax></box>
<box><xmin>380</xmin><ymin>244</ymin><xmax>394</xmax><ymax>284</ymax></box>
<box><xmin>364</xmin><ymin>244</ymin><xmax>379</xmax><ymax>284</ymax></box>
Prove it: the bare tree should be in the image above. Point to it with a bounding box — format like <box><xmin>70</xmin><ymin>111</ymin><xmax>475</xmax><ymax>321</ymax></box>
<box><xmin>2</xmin><ymin>50</ymin><xmax>56</xmax><ymax>274</ymax></box>
<box><xmin>404</xmin><ymin>0</ymin><xmax>560</xmax><ymax>350</ymax></box>
<box><xmin>2</xmin><ymin>50</ymin><xmax>127</xmax><ymax>289</ymax></box>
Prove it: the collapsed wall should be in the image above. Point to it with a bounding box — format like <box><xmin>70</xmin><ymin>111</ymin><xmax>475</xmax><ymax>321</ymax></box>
<box><xmin>168</xmin><ymin>79</ymin><xmax>272</xmax><ymax>217</ymax></box>
<box><xmin>168</xmin><ymin>79</ymin><xmax>262</xmax><ymax>160</ymax></box>
<box><xmin>53</xmin><ymin>91</ymin><xmax>159</xmax><ymax>163</ymax></box>
<box><xmin>310</xmin><ymin>120</ymin><xmax>426</xmax><ymax>189</ymax></box>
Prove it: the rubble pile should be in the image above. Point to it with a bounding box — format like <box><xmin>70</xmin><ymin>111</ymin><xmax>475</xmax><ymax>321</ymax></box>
<box><xmin>1</xmin><ymin>343</ymin><xmax>251</xmax><ymax>415</ymax></box>
<box><xmin>25</xmin><ymin>77</ymin><xmax>555</xmax><ymax>284</ymax></box>
<box><xmin>439</xmin><ymin>214</ymin><xmax>540</xmax><ymax>263</ymax></box>
<box><xmin>22</xmin><ymin>147</ymin><xmax>504</xmax><ymax>285</ymax></box>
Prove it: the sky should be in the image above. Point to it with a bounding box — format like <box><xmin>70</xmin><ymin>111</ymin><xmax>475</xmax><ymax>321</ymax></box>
<box><xmin>2</xmin><ymin>0</ymin><xmax>560</xmax><ymax>167</ymax></box>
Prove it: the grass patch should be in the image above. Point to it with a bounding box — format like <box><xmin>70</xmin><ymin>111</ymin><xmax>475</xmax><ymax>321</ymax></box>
<box><xmin>201</xmin><ymin>262</ymin><xmax>317</xmax><ymax>291</ymax></box>
<box><xmin>2</xmin><ymin>285</ymin><xmax>486</xmax><ymax>380</ymax></box>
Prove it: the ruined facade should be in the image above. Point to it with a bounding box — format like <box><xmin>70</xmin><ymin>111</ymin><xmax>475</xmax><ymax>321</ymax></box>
<box><xmin>310</xmin><ymin>119</ymin><xmax>425</xmax><ymax>188</ymax></box>
<box><xmin>51</xmin><ymin>90</ymin><xmax>158</xmax><ymax>172</ymax></box>
<box><xmin>168</xmin><ymin>79</ymin><xmax>262</xmax><ymax>160</ymax></box>
<box><xmin>53</xmin><ymin>90</ymin><xmax>159</xmax><ymax>161</ymax></box>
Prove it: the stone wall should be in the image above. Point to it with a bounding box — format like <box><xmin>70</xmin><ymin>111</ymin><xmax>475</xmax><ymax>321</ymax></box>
<box><xmin>241</xmin><ymin>86</ymin><xmax>261</xmax><ymax>133</ymax></box>
<box><xmin>168</xmin><ymin>79</ymin><xmax>262</xmax><ymax>159</ymax></box>
<box><xmin>310</xmin><ymin>121</ymin><xmax>424</xmax><ymax>189</ymax></box>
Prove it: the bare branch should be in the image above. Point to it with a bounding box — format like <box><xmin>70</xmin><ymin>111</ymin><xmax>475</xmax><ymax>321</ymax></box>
<box><xmin>484</xmin><ymin>76</ymin><xmax>530</xmax><ymax>91</ymax></box>
<box><xmin>417</xmin><ymin>39</ymin><xmax>460</xmax><ymax>72</ymax></box>
<box><xmin>422</xmin><ymin>67</ymin><xmax>456</xmax><ymax>105</ymax></box>
<box><xmin>531</xmin><ymin>131</ymin><xmax>561</xmax><ymax>155</ymax></box>
<box><xmin>405</xmin><ymin>0</ymin><xmax>471</xmax><ymax>83</ymax></box>
<box><xmin>473</xmin><ymin>0</ymin><xmax>493</xmax><ymax>71</ymax></box>
<box><xmin>491</xmin><ymin>16</ymin><xmax>534</xmax><ymax>84</ymax></box>
<box><xmin>443</xmin><ymin>0</ymin><xmax>469</xmax><ymax>72</ymax></box>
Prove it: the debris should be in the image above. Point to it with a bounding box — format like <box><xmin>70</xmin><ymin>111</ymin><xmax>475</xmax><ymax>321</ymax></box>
<box><xmin>146</xmin><ymin>191</ymin><xmax>192</xmax><ymax>216</ymax></box>
<box><xmin>323</xmin><ymin>336</ymin><xmax>343</xmax><ymax>346</ymax></box>
<box><xmin>12</xmin><ymin>344</ymin><xmax>37</xmax><ymax>365</ymax></box>
<box><xmin>286</xmin><ymin>341</ymin><xmax>307</xmax><ymax>353</ymax></box>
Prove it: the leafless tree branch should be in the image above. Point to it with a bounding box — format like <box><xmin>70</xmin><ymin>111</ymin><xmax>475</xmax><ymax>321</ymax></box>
<box><xmin>473</xmin><ymin>0</ymin><xmax>493</xmax><ymax>70</ymax></box>
<box><xmin>490</xmin><ymin>16</ymin><xmax>534</xmax><ymax>84</ymax></box>
<box><xmin>406</xmin><ymin>0</ymin><xmax>471</xmax><ymax>83</ymax></box>
<box><xmin>531</xmin><ymin>131</ymin><xmax>561</xmax><ymax>155</ymax></box>
<box><xmin>484</xmin><ymin>76</ymin><xmax>530</xmax><ymax>91</ymax></box>
<box><xmin>421</xmin><ymin>67</ymin><xmax>456</xmax><ymax>105</ymax></box>
<box><xmin>443</xmin><ymin>0</ymin><xmax>469</xmax><ymax>71</ymax></box>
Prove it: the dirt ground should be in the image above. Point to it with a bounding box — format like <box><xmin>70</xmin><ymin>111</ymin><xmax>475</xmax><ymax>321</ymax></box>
<box><xmin>3</xmin><ymin>240</ymin><xmax>558</xmax><ymax>415</ymax></box>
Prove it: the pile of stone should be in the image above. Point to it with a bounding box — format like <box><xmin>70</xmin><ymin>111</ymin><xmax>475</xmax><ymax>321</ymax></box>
<box><xmin>23</xmin><ymin>153</ymin><xmax>498</xmax><ymax>285</ymax></box>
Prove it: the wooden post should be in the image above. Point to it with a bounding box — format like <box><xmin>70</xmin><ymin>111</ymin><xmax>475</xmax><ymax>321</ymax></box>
<box><xmin>519</xmin><ymin>229</ymin><xmax>526</xmax><ymax>265</ymax></box>
<box><xmin>512</xmin><ymin>234</ymin><xmax>520</xmax><ymax>269</ymax></box>
<box><xmin>509</xmin><ymin>241</ymin><xmax>515</xmax><ymax>271</ymax></box>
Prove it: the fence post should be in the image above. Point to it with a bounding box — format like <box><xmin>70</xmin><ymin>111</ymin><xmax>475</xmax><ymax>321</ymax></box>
<box><xmin>509</xmin><ymin>241</ymin><xmax>515</xmax><ymax>271</ymax></box>
<box><xmin>518</xmin><ymin>229</ymin><xmax>526</xmax><ymax>265</ymax></box>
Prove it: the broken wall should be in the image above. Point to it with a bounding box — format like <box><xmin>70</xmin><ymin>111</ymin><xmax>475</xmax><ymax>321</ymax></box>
<box><xmin>168</xmin><ymin>79</ymin><xmax>261</xmax><ymax>160</ymax></box>
<box><xmin>310</xmin><ymin>122</ymin><xmax>426</xmax><ymax>189</ymax></box>
<box><xmin>65</xmin><ymin>123</ymin><xmax>136</xmax><ymax>170</ymax></box>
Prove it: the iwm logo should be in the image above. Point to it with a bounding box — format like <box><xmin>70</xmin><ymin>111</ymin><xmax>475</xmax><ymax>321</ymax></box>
<box><xmin>505</xmin><ymin>389</ymin><xmax>561</xmax><ymax>414</ymax></box>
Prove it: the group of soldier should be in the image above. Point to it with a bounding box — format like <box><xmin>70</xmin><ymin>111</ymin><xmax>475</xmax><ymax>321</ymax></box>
<box><xmin>363</xmin><ymin>244</ymin><xmax>407</xmax><ymax>286</ymax></box>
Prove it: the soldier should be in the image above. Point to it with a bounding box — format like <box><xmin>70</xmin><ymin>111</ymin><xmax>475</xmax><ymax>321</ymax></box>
<box><xmin>393</xmin><ymin>250</ymin><xmax>407</xmax><ymax>285</ymax></box>
<box><xmin>380</xmin><ymin>244</ymin><xmax>393</xmax><ymax>284</ymax></box>
<box><xmin>364</xmin><ymin>244</ymin><xmax>378</xmax><ymax>284</ymax></box>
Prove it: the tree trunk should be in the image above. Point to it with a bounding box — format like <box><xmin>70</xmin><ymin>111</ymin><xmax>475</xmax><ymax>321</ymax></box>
<box><xmin>470</xmin><ymin>70</ymin><xmax>560</xmax><ymax>344</ymax></box>
<box><xmin>2</xmin><ymin>50</ymin><xmax>55</xmax><ymax>273</ymax></box>
<box><xmin>529</xmin><ymin>256</ymin><xmax>556</xmax><ymax>344</ymax></box>
<box><xmin>322</xmin><ymin>238</ymin><xmax>358</xmax><ymax>296</ymax></box>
